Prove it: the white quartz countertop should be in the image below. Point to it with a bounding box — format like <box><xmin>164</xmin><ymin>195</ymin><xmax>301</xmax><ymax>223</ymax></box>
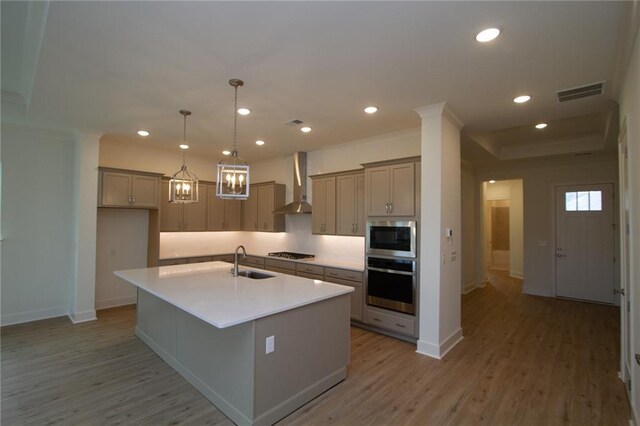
<box><xmin>115</xmin><ymin>261</ymin><xmax>354</xmax><ymax>329</ymax></box>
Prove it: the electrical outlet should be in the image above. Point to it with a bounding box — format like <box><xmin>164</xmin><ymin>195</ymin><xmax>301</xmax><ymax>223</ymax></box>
<box><xmin>450</xmin><ymin>251</ymin><xmax>457</xmax><ymax>262</ymax></box>
<box><xmin>441</xmin><ymin>254</ymin><xmax>446</xmax><ymax>265</ymax></box>
<box><xmin>266</xmin><ymin>335</ymin><xmax>275</xmax><ymax>354</ymax></box>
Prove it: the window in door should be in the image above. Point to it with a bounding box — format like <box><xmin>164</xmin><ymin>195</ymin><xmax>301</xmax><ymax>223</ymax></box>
<box><xmin>565</xmin><ymin>191</ymin><xmax>602</xmax><ymax>212</ymax></box>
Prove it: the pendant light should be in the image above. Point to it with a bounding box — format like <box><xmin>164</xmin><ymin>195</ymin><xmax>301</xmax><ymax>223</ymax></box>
<box><xmin>169</xmin><ymin>110</ymin><xmax>199</xmax><ymax>203</ymax></box>
<box><xmin>216</xmin><ymin>79</ymin><xmax>250</xmax><ymax>199</ymax></box>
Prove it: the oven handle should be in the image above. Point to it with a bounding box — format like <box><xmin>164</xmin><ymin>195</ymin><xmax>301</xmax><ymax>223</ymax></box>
<box><xmin>366</xmin><ymin>266</ymin><xmax>415</xmax><ymax>276</ymax></box>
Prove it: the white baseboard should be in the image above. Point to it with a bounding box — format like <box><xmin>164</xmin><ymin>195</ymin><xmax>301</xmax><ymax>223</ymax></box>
<box><xmin>522</xmin><ymin>286</ymin><xmax>551</xmax><ymax>297</ymax></box>
<box><xmin>509</xmin><ymin>271</ymin><xmax>524</xmax><ymax>279</ymax></box>
<box><xmin>1</xmin><ymin>305</ymin><xmax>68</xmax><ymax>326</ymax></box>
<box><xmin>462</xmin><ymin>282</ymin><xmax>477</xmax><ymax>294</ymax></box>
<box><xmin>68</xmin><ymin>310</ymin><xmax>97</xmax><ymax>324</ymax></box>
<box><xmin>416</xmin><ymin>328</ymin><xmax>464</xmax><ymax>360</ymax></box>
<box><xmin>95</xmin><ymin>295</ymin><xmax>136</xmax><ymax>310</ymax></box>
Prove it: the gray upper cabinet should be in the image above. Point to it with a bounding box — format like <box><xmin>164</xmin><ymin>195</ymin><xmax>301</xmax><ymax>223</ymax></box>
<box><xmin>99</xmin><ymin>169</ymin><xmax>160</xmax><ymax>209</ymax></box>
<box><xmin>242</xmin><ymin>182</ymin><xmax>285</xmax><ymax>232</ymax></box>
<box><xmin>311</xmin><ymin>176</ymin><xmax>336</xmax><ymax>235</ymax></box>
<box><xmin>336</xmin><ymin>173</ymin><xmax>365</xmax><ymax>236</ymax></box>
<box><xmin>207</xmin><ymin>186</ymin><xmax>242</xmax><ymax>231</ymax></box>
<box><xmin>365</xmin><ymin>162</ymin><xmax>415</xmax><ymax>217</ymax></box>
<box><xmin>160</xmin><ymin>180</ymin><xmax>208</xmax><ymax>232</ymax></box>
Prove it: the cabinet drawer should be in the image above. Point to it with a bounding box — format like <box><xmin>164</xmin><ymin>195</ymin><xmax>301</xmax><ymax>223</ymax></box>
<box><xmin>324</xmin><ymin>267</ymin><xmax>363</xmax><ymax>283</ymax></box>
<box><xmin>187</xmin><ymin>256</ymin><xmax>214</xmax><ymax>264</ymax></box>
<box><xmin>265</xmin><ymin>266</ymin><xmax>296</xmax><ymax>276</ymax></box>
<box><xmin>159</xmin><ymin>258</ymin><xmax>187</xmax><ymax>266</ymax></box>
<box><xmin>296</xmin><ymin>263</ymin><xmax>324</xmax><ymax>276</ymax></box>
<box><xmin>365</xmin><ymin>308</ymin><xmax>415</xmax><ymax>336</ymax></box>
<box><xmin>239</xmin><ymin>255</ymin><xmax>265</xmax><ymax>268</ymax></box>
<box><xmin>212</xmin><ymin>254</ymin><xmax>234</xmax><ymax>263</ymax></box>
<box><xmin>296</xmin><ymin>271</ymin><xmax>324</xmax><ymax>280</ymax></box>
<box><xmin>265</xmin><ymin>258</ymin><xmax>296</xmax><ymax>272</ymax></box>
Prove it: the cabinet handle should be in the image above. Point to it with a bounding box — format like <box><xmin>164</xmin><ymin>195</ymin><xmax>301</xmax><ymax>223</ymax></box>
<box><xmin>389</xmin><ymin>202</ymin><xmax>393</xmax><ymax>213</ymax></box>
<box><xmin>354</xmin><ymin>223</ymin><xmax>358</xmax><ymax>233</ymax></box>
<box><xmin>395</xmin><ymin>323</ymin><xmax>406</xmax><ymax>328</ymax></box>
<box><xmin>371</xmin><ymin>317</ymin><xmax>382</xmax><ymax>322</ymax></box>
<box><xmin>132</xmin><ymin>196</ymin><xmax>136</xmax><ymax>204</ymax></box>
<box><xmin>128</xmin><ymin>196</ymin><xmax>132</xmax><ymax>204</ymax></box>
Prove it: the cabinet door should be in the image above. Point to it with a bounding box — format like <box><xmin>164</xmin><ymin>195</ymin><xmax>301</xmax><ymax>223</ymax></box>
<box><xmin>101</xmin><ymin>172</ymin><xmax>132</xmax><ymax>207</ymax></box>
<box><xmin>160</xmin><ymin>181</ymin><xmax>183</xmax><ymax>232</ymax></box>
<box><xmin>389</xmin><ymin>163</ymin><xmax>415</xmax><ymax>216</ymax></box>
<box><xmin>366</xmin><ymin>166</ymin><xmax>391</xmax><ymax>216</ymax></box>
<box><xmin>257</xmin><ymin>185</ymin><xmax>274</xmax><ymax>231</ymax></box>
<box><xmin>207</xmin><ymin>186</ymin><xmax>226</xmax><ymax>231</ymax></box>
<box><xmin>242</xmin><ymin>187</ymin><xmax>258</xmax><ymax>231</ymax></box>
<box><xmin>355</xmin><ymin>173</ymin><xmax>365</xmax><ymax>236</ymax></box>
<box><xmin>324</xmin><ymin>177</ymin><xmax>336</xmax><ymax>234</ymax></box>
<box><xmin>131</xmin><ymin>175</ymin><xmax>159</xmax><ymax>208</ymax></box>
<box><xmin>312</xmin><ymin>179</ymin><xmax>326</xmax><ymax>234</ymax></box>
<box><xmin>336</xmin><ymin>175</ymin><xmax>355</xmax><ymax>235</ymax></box>
<box><xmin>225</xmin><ymin>200</ymin><xmax>242</xmax><ymax>230</ymax></box>
<box><xmin>183</xmin><ymin>184</ymin><xmax>207</xmax><ymax>231</ymax></box>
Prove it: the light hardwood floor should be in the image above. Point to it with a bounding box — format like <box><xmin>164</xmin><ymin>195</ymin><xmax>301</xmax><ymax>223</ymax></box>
<box><xmin>1</xmin><ymin>272</ymin><xmax>630</xmax><ymax>425</ymax></box>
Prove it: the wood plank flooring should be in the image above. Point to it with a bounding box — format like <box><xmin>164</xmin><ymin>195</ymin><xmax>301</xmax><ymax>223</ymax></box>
<box><xmin>1</xmin><ymin>272</ymin><xmax>630</xmax><ymax>425</ymax></box>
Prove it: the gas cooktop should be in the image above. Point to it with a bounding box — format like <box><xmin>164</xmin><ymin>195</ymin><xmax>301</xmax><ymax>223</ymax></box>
<box><xmin>267</xmin><ymin>251</ymin><xmax>315</xmax><ymax>260</ymax></box>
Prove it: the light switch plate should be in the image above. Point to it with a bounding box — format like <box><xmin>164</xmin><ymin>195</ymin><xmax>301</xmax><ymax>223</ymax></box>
<box><xmin>266</xmin><ymin>335</ymin><xmax>275</xmax><ymax>354</ymax></box>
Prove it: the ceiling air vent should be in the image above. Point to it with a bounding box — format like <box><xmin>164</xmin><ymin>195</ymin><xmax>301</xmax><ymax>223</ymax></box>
<box><xmin>556</xmin><ymin>81</ymin><xmax>605</xmax><ymax>103</ymax></box>
<box><xmin>284</xmin><ymin>119</ymin><xmax>304</xmax><ymax>127</ymax></box>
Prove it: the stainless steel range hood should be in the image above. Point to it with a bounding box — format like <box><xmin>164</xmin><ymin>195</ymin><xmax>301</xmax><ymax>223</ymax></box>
<box><xmin>274</xmin><ymin>152</ymin><xmax>312</xmax><ymax>214</ymax></box>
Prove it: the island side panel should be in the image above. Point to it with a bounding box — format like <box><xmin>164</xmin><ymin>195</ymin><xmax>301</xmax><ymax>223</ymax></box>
<box><xmin>136</xmin><ymin>288</ymin><xmax>177</xmax><ymax>358</ymax></box>
<box><xmin>135</xmin><ymin>289</ymin><xmax>257</xmax><ymax>426</ymax></box>
<box><xmin>175</xmin><ymin>309</ymin><xmax>255</xmax><ymax>425</ymax></box>
<box><xmin>252</xmin><ymin>294</ymin><xmax>350</xmax><ymax>425</ymax></box>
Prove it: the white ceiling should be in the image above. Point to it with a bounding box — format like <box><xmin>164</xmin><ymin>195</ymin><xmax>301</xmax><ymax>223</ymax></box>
<box><xmin>1</xmin><ymin>1</ymin><xmax>637</xmax><ymax>164</ymax></box>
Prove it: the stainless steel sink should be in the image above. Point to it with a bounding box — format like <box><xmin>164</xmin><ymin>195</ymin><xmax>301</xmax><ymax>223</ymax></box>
<box><xmin>236</xmin><ymin>270</ymin><xmax>275</xmax><ymax>280</ymax></box>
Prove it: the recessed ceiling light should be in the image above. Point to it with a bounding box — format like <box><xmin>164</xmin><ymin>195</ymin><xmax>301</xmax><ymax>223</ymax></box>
<box><xmin>489</xmin><ymin>180</ymin><xmax>496</xmax><ymax>184</ymax></box>
<box><xmin>237</xmin><ymin>108</ymin><xmax>251</xmax><ymax>116</ymax></box>
<box><xmin>255</xmin><ymin>140</ymin><xmax>265</xmax><ymax>146</ymax></box>
<box><xmin>137</xmin><ymin>130</ymin><xmax>150</xmax><ymax>137</ymax></box>
<box><xmin>222</xmin><ymin>150</ymin><xmax>231</xmax><ymax>156</ymax></box>
<box><xmin>513</xmin><ymin>95</ymin><xmax>531</xmax><ymax>104</ymax></box>
<box><xmin>475</xmin><ymin>28</ymin><xmax>501</xmax><ymax>43</ymax></box>
<box><xmin>179</xmin><ymin>144</ymin><xmax>189</xmax><ymax>149</ymax></box>
<box><xmin>535</xmin><ymin>123</ymin><xmax>547</xmax><ymax>129</ymax></box>
<box><xmin>300</xmin><ymin>126</ymin><xmax>312</xmax><ymax>133</ymax></box>
<box><xmin>364</xmin><ymin>106</ymin><xmax>378</xmax><ymax>114</ymax></box>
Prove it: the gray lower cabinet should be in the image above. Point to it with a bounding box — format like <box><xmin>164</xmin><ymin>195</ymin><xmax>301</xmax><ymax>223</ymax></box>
<box><xmin>324</xmin><ymin>267</ymin><xmax>363</xmax><ymax>322</ymax></box>
<box><xmin>159</xmin><ymin>258</ymin><xmax>188</xmax><ymax>266</ymax></box>
<box><xmin>239</xmin><ymin>255</ymin><xmax>266</xmax><ymax>269</ymax></box>
<box><xmin>264</xmin><ymin>259</ymin><xmax>296</xmax><ymax>275</ymax></box>
<box><xmin>365</xmin><ymin>306</ymin><xmax>416</xmax><ymax>336</ymax></box>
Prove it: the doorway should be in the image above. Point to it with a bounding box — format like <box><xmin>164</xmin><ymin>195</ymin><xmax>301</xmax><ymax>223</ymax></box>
<box><xmin>481</xmin><ymin>179</ymin><xmax>524</xmax><ymax>280</ymax></box>
<box><xmin>554</xmin><ymin>184</ymin><xmax>615</xmax><ymax>304</ymax></box>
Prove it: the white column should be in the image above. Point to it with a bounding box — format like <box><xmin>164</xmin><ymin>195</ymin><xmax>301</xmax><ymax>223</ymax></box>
<box><xmin>414</xmin><ymin>102</ymin><xmax>463</xmax><ymax>359</ymax></box>
<box><xmin>68</xmin><ymin>133</ymin><xmax>100</xmax><ymax>323</ymax></box>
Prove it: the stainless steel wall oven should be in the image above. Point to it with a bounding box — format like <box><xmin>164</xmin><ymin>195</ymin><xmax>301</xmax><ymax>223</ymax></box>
<box><xmin>366</xmin><ymin>256</ymin><xmax>416</xmax><ymax>315</ymax></box>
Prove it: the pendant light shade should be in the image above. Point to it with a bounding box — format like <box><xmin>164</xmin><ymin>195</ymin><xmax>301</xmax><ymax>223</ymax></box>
<box><xmin>216</xmin><ymin>79</ymin><xmax>250</xmax><ymax>199</ymax></box>
<box><xmin>169</xmin><ymin>110</ymin><xmax>199</xmax><ymax>203</ymax></box>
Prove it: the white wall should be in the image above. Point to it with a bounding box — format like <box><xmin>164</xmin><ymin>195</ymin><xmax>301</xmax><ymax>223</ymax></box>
<box><xmin>0</xmin><ymin>125</ymin><xmax>76</xmax><ymax>325</ymax></box>
<box><xmin>618</xmin><ymin>20</ymin><xmax>640</xmax><ymax>423</ymax></box>
<box><xmin>96</xmin><ymin>208</ymin><xmax>148</xmax><ymax>309</ymax></box>
<box><xmin>475</xmin><ymin>155</ymin><xmax>618</xmax><ymax>298</ymax></box>
<box><xmin>416</xmin><ymin>103</ymin><xmax>463</xmax><ymax>359</ymax></box>
<box><xmin>509</xmin><ymin>180</ymin><xmax>524</xmax><ymax>279</ymax></box>
<box><xmin>461</xmin><ymin>164</ymin><xmax>476</xmax><ymax>293</ymax></box>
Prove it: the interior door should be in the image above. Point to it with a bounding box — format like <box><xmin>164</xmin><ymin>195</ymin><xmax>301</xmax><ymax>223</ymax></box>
<box><xmin>555</xmin><ymin>184</ymin><xmax>614</xmax><ymax>304</ymax></box>
<box><xmin>618</xmin><ymin>124</ymin><xmax>631</xmax><ymax>385</ymax></box>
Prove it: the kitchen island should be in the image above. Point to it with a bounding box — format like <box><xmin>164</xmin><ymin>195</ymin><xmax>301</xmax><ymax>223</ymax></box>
<box><xmin>115</xmin><ymin>261</ymin><xmax>353</xmax><ymax>426</ymax></box>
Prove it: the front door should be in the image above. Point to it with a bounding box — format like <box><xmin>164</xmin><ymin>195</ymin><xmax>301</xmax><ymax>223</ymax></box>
<box><xmin>555</xmin><ymin>184</ymin><xmax>614</xmax><ymax>304</ymax></box>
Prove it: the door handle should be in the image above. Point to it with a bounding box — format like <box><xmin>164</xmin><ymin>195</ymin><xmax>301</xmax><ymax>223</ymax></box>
<box><xmin>614</xmin><ymin>288</ymin><xmax>625</xmax><ymax>296</ymax></box>
<box><xmin>556</xmin><ymin>253</ymin><xmax>566</xmax><ymax>258</ymax></box>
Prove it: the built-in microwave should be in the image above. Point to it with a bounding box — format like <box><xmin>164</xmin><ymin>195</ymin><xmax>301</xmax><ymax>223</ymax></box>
<box><xmin>366</xmin><ymin>220</ymin><xmax>417</xmax><ymax>258</ymax></box>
